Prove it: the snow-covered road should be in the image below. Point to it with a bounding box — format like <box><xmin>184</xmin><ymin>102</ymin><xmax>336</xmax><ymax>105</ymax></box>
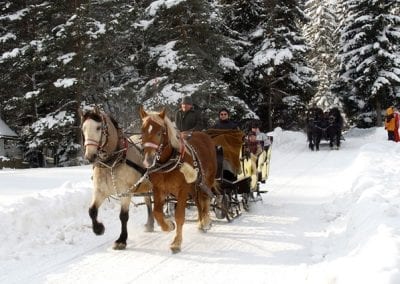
<box><xmin>1</xmin><ymin>127</ymin><xmax>399</xmax><ymax>284</ymax></box>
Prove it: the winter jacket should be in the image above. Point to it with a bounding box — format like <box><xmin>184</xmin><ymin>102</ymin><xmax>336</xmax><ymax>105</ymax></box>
<box><xmin>254</xmin><ymin>131</ymin><xmax>271</xmax><ymax>149</ymax></box>
<box><xmin>212</xmin><ymin>118</ymin><xmax>238</xmax><ymax>130</ymax></box>
<box><xmin>175</xmin><ymin>108</ymin><xmax>202</xmax><ymax>131</ymax></box>
<box><xmin>247</xmin><ymin>141</ymin><xmax>262</xmax><ymax>156</ymax></box>
<box><xmin>385</xmin><ymin>107</ymin><xmax>397</xmax><ymax>132</ymax></box>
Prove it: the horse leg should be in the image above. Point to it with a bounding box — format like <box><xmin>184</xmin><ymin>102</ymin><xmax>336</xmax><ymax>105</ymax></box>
<box><xmin>326</xmin><ymin>127</ymin><xmax>334</xmax><ymax>148</ymax></box>
<box><xmin>170</xmin><ymin>189</ymin><xmax>188</xmax><ymax>253</ymax></box>
<box><xmin>309</xmin><ymin>141</ymin><xmax>314</xmax><ymax>151</ymax></box>
<box><xmin>153</xmin><ymin>191</ymin><xmax>175</xmax><ymax>232</ymax></box>
<box><xmin>315</xmin><ymin>133</ymin><xmax>320</xmax><ymax>151</ymax></box>
<box><xmin>329</xmin><ymin>134</ymin><xmax>334</xmax><ymax>148</ymax></box>
<box><xmin>336</xmin><ymin>130</ymin><xmax>341</xmax><ymax>149</ymax></box>
<box><xmin>315</xmin><ymin>138</ymin><xmax>319</xmax><ymax>151</ymax></box>
<box><xmin>113</xmin><ymin>197</ymin><xmax>131</xmax><ymax>250</ymax></box>
<box><xmin>88</xmin><ymin>192</ymin><xmax>106</xmax><ymax>235</ymax></box>
<box><xmin>197</xmin><ymin>191</ymin><xmax>212</xmax><ymax>232</ymax></box>
<box><xmin>144</xmin><ymin>196</ymin><xmax>154</xmax><ymax>232</ymax></box>
<box><xmin>307</xmin><ymin>131</ymin><xmax>314</xmax><ymax>150</ymax></box>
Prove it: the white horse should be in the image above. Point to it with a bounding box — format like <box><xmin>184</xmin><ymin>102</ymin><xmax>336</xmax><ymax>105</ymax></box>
<box><xmin>80</xmin><ymin>107</ymin><xmax>153</xmax><ymax>250</ymax></box>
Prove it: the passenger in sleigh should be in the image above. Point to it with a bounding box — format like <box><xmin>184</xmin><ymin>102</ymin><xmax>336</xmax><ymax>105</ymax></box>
<box><xmin>239</xmin><ymin>132</ymin><xmax>260</xmax><ymax>190</ymax></box>
<box><xmin>250</xmin><ymin>124</ymin><xmax>271</xmax><ymax>183</ymax></box>
<box><xmin>251</xmin><ymin>124</ymin><xmax>271</xmax><ymax>152</ymax></box>
<box><xmin>246</xmin><ymin>132</ymin><xmax>263</xmax><ymax>157</ymax></box>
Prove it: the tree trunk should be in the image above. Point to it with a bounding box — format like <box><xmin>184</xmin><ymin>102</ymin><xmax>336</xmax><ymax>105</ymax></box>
<box><xmin>375</xmin><ymin>99</ymin><xmax>382</xmax><ymax>126</ymax></box>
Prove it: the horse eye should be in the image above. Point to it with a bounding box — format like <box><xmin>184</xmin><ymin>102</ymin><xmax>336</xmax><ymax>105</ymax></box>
<box><xmin>96</xmin><ymin>126</ymin><xmax>101</xmax><ymax>131</ymax></box>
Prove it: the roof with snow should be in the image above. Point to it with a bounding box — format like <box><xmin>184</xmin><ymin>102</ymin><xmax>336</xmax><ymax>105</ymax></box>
<box><xmin>0</xmin><ymin>118</ymin><xmax>18</xmax><ymax>139</ymax></box>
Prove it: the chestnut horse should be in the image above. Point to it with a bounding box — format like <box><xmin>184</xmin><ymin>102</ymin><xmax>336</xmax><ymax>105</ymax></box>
<box><xmin>139</xmin><ymin>107</ymin><xmax>218</xmax><ymax>253</ymax></box>
<box><xmin>81</xmin><ymin>107</ymin><xmax>153</xmax><ymax>250</ymax></box>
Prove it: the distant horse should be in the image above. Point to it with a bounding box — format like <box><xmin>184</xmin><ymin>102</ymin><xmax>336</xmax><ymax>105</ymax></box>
<box><xmin>306</xmin><ymin>107</ymin><xmax>327</xmax><ymax>151</ymax></box>
<box><xmin>326</xmin><ymin>107</ymin><xmax>344</xmax><ymax>149</ymax></box>
<box><xmin>80</xmin><ymin>107</ymin><xmax>154</xmax><ymax>250</ymax></box>
<box><xmin>139</xmin><ymin>106</ymin><xmax>218</xmax><ymax>253</ymax></box>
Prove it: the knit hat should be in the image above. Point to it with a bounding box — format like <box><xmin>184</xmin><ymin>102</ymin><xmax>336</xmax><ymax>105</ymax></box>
<box><xmin>219</xmin><ymin>108</ymin><xmax>229</xmax><ymax>115</ymax></box>
<box><xmin>181</xmin><ymin>96</ymin><xmax>193</xmax><ymax>105</ymax></box>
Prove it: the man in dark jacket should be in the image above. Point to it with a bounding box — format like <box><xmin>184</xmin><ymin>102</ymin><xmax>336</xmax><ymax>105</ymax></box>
<box><xmin>175</xmin><ymin>96</ymin><xmax>203</xmax><ymax>131</ymax></box>
<box><xmin>212</xmin><ymin>108</ymin><xmax>238</xmax><ymax>129</ymax></box>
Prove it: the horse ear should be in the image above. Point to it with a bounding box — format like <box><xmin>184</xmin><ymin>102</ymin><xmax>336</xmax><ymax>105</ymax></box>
<box><xmin>159</xmin><ymin>108</ymin><xmax>166</xmax><ymax>119</ymax></box>
<box><xmin>94</xmin><ymin>106</ymin><xmax>101</xmax><ymax>115</ymax></box>
<box><xmin>139</xmin><ymin>105</ymin><xmax>147</xmax><ymax>119</ymax></box>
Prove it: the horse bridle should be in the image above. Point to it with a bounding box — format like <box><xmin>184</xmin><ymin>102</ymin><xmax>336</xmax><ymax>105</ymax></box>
<box><xmin>82</xmin><ymin>114</ymin><xmax>109</xmax><ymax>154</ymax></box>
<box><xmin>142</xmin><ymin>119</ymin><xmax>187</xmax><ymax>172</ymax></box>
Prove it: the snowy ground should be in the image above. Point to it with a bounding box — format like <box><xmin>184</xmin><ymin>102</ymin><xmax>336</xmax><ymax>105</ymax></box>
<box><xmin>0</xmin><ymin>127</ymin><xmax>399</xmax><ymax>284</ymax></box>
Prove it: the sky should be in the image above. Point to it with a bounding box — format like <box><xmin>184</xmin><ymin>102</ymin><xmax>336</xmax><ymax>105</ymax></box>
<box><xmin>0</xmin><ymin>126</ymin><xmax>400</xmax><ymax>284</ymax></box>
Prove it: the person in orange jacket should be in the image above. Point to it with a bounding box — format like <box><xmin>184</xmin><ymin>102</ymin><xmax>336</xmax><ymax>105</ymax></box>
<box><xmin>384</xmin><ymin>106</ymin><xmax>399</xmax><ymax>142</ymax></box>
<box><xmin>395</xmin><ymin>107</ymin><xmax>400</xmax><ymax>142</ymax></box>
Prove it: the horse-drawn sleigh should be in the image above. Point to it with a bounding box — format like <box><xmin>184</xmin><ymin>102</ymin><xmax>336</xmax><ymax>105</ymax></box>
<box><xmin>306</xmin><ymin>107</ymin><xmax>344</xmax><ymax>151</ymax></box>
<box><xmin>80</xmin><ymin>106</ymin><xmax>271</xmax><ymax>253</ymax></box>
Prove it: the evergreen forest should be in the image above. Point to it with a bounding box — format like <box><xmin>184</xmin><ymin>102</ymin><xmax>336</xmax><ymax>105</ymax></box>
<box><xmin>1</xmin><ymin>0</ymin><xmax>399</xmax><ymax>166</ymax></box>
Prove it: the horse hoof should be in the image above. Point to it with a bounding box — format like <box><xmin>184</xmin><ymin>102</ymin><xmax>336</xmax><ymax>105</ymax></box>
<box><xmin>199</xmin><ymin>220</ymin><xmax>212</xmax><ymax>232</ymax></box>
<box><xmin>200</xmin><ymin>225</ymin><xmax>211</xmax><ymax>233</ymax></box>
<box><xmin>170</xmin><ymin>246</ymin><xmax>181</xmax><ymax>254</ymax></box>
<box><xmin>144</xmin><ymin>224</ymin><xmax>154</xmax><ymax>232</ymax></box>
<box><xmin>167</xmin><ymin>220</ymin><xmax>175</xmax><ymax>231</ymax></box>
<box><xmin>113</xmin><ymin>242</ymin><xmax>127</xmax><ymax>250</ymax></box>
<box><xmin>93</xmin><ymin>223</ymin><xmax>105</xmax><ymax>235</ymax></box>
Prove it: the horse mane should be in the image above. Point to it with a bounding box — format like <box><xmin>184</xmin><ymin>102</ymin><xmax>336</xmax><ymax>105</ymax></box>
<box><xmin>144</xmin><ymin>111</ymin><xmax>181</xmax><ymax>150</ymax></box>
<box><xmin>82</xmin><ymin>111</ymin><xmax>101</xmax><ymax>123</ymax></box>
<box><xmin>83</xmin><ymin>110</ymin><xmax>120</xmax><ymax>130</ymax></box>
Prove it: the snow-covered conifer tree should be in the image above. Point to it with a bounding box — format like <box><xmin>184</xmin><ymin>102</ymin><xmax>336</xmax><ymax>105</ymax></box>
<box><xmin>336</xmin><ymin>0</ymin><xmax>400</xmax><ymax>127</ymax></box>
<box><xmin>304</xmin><ymin>0</ymin><xmax>342</xmax><ymax>111</ymax></box>
<box><xmin>242</xmin><ymin>0</ymin><xmax>317</xmax><ymax>130</ymax></box>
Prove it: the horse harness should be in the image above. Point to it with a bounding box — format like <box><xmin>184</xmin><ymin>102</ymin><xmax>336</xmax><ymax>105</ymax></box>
<box><xmin>82</xmin><ymin>113</ymin><xmax>148</xmax><ymax>197</ymax></box>
<box><xmin>142</xmin><ymin>124</ymin><xmax>214</xmax><ymax>197</ymax></box>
